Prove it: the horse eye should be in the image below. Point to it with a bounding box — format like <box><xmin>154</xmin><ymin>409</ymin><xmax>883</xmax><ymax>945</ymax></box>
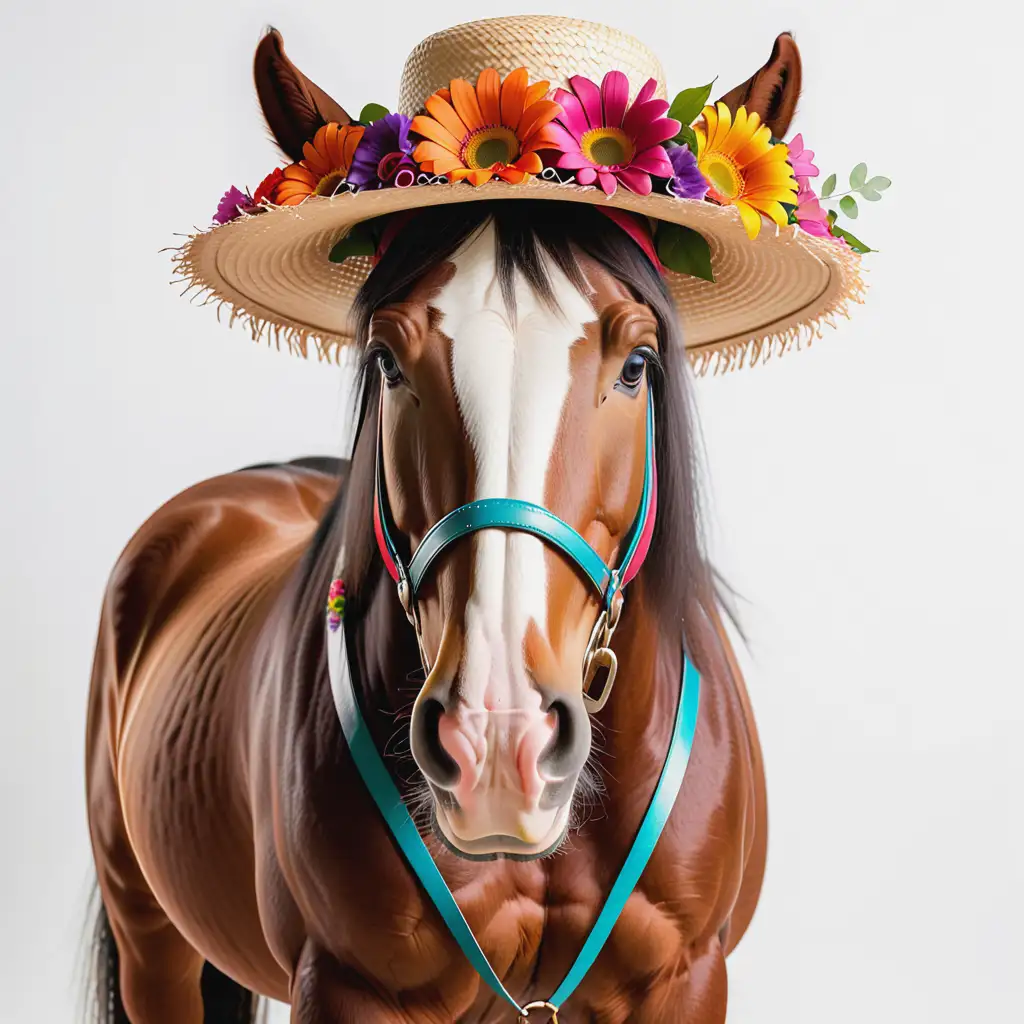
<box><xmin>619</xmin><ymin>351</ymin><xmax>647</xmax><ymax>388</ymax></box>
<box><xmin>378</xmin><ymin>350</ymin><xmax>403</xmax><ymax>386</ymax></box>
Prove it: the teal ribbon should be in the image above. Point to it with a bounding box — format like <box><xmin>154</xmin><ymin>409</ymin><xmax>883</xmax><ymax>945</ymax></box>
<box><xmin>327</xmin><ymin>626</ymin><xmax>700</xmax><ymax>1017</ymax></box>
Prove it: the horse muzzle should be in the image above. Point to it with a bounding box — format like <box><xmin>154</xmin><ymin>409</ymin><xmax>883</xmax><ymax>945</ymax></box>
<box><xmin>409</xmin><ymin>683</ymin><xmax>591</xmax><ymax>857</ymax></box>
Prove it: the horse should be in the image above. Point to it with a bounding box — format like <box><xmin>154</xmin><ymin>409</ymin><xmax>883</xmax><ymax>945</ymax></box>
<box><xmin>85</xmin><ymin>35</ymin><xmax>803</xmax><ymax>1021</ymax></box>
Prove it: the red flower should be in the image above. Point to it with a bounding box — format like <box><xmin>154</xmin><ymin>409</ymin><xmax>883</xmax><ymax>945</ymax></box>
<box><xmin>253</xmin><ymin>167</ymin><xmax>284</xmax><ymax>207</ymax></box>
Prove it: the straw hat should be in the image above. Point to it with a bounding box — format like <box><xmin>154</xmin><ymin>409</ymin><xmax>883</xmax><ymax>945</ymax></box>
<box><xmin>173</xmin><ymin>15</ymin><xmax>867</xmax><ymax>374</ymax></box>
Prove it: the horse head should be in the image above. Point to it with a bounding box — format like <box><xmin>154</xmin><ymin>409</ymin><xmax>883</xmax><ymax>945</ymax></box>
<box><xmin>349</xmin><ymin>203</ymin><xmax>680</xmax><ymax>859</ymax></box>
<box><xmin>252</xmin><ymin>29</ymin><xmax>801</xmax><ymax>860</ymax></box>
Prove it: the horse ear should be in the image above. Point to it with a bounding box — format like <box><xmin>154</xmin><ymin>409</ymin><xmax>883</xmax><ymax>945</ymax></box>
<box><xmin>254</xmin><ymin>27</ymin><xmax>353</xmax><ymax>163</ymax></box>
<box><xmin>715</xmin><ymin>33</ymin><xmax>802</xmax><ymax>138</ymax></box>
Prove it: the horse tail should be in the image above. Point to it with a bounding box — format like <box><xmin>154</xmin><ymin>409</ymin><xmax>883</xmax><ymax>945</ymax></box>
<box><xmin>85</xmin><ymin>886</ymin><xmax>128</xmax><ymax>1023</ymax></box>
<box><xmin>84</xmin><ymin>882</ymin><xmax>263</xmax><ymax>1023</ymax></box>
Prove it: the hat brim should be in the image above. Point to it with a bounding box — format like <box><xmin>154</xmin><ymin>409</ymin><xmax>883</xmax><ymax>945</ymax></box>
<box><xmin>173</xmin><ymin>178</ymin><xmax>864</xmax><ymax>375</ymax></box>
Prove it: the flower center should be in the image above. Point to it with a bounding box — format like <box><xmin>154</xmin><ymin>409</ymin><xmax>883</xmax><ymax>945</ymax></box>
<box><xmin>463</xmin><ymin>126</ymin><xmax>519</xmax><ymax>169</ymax></box>
<box><xmin>580</xmin><ymin>127</ymin><xmax>635</xmax><ymax>169</ymax></box>
<box><xmin>314</xmin><ymin>170</ymin><xmax>347</xmax><ymax>197</ymax></box>
<box><xmin>700</xmin><ymin>154</ymin><xmax>744</xmax><ymax>200</ymax></box>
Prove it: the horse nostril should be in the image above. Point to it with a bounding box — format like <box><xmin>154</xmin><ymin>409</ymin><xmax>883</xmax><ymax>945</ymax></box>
<box><xmin>409</xmin><ymin>698</ymin><xmax>460</xmax><ymax>788</ymax></box>
<box><xmin>539</xmin><ymin>695</ymin><xmax>591</xmax><ymax>779</ymax></box>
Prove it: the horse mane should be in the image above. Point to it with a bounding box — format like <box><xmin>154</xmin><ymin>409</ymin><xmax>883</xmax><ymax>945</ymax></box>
<box><xmin>290</xmin><ymin>200</ymin><xmax>718</xmax><ymax>668</ymax></box>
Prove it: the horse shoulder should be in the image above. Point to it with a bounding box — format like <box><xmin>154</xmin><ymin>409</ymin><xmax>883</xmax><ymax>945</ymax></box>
<box><xmin>101</xmin><ymin>464</ymin><xmax>342</xmax><ymax>688</ymax></box>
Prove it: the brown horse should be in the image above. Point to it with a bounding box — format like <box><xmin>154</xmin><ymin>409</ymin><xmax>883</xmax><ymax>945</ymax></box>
<box><xmin>85</xmin><ymin>34</ymin><xmax>802</xmax><ymax>1024</ymax></box>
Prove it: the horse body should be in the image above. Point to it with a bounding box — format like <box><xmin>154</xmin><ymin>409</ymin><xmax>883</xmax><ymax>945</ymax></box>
<box><xmin>86</xmin><ymin>189</ymin><xmax>778</xmax><ymax>1023</ymax></box>
<box><xmin>88</xmin><ymin>459</ymin><xmax>765</xmax><ymax>1022</ymax></box>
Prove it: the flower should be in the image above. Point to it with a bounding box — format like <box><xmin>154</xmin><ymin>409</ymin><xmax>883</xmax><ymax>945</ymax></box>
<box><xmin>694</xmin><ymin>102</ymin><xmax>799</xmax><ymax>239</ymax></box>
<box><xmin>410</xmin><ymin>68</ymin><xmax>562</xmax><ymax>186</ymax></box>
<box><xmin>786</xmin><ymin>133</ymin><xmax>819</xmax><ymax>182</ymax></box>
<box><xmin>666</xmin><ymin>144</ymin><xmax>708</xmax><ymax>200</ymax></box>
<box><xmin>252</xmin><ymin>167</ymin><xmax>284</xmax><ymax>206</ymax></box>
<box><xmin>793</xmin><ymin>179</ymin><xmax>832</xmax><ymax>237</ymax></box>
<box><xmin>549</xmin><ymin>73</ymin><xmax>679</xmax><ymax>196</ymax></box>
<box><xmin>326</xmin><ymin>578</ymin><xmax>346</xmax><ymax>632</ymax></box>
<box><xmin>212</xmin><ymin>186</ymin><xmax>250</xmax><ymax>224</ymax></box>
<box><xmin>271</xmin><ymin>123</ymin><xmax>366</xmax><ymax>206</ymax></box>
<box><xmin>348</xmin><ymin>113</ymin><xmax>418</xmax><ymax>190</ymax></box>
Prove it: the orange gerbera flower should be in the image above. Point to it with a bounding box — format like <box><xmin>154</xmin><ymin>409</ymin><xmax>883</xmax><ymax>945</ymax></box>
<box><xmin>410</xmin><ymin>68</ymin><xmax>562</xmax><ymax>186</ymax></box>
<box><xmin>271</xmin><ymin>123</ymin><xmax>366</xmax><ymax>206</ymax></box>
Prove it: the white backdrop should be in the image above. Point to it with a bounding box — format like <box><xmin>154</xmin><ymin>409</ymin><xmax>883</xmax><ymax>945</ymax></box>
<box><xmin>2</xmin><ymin>1</ymin><xmax>1022</xmax><ymax>1021</ymax></box>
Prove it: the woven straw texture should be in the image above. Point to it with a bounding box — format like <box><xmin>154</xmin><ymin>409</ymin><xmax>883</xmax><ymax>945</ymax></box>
<box><xmin>398</xmin><ymin>16</ymin><xmax>667</xmax><ymax>113</ymax></box>
<box><xmin>173</xmin><ymin>15</ymin><xmax>866</xmax><ymax>375</ymax></box>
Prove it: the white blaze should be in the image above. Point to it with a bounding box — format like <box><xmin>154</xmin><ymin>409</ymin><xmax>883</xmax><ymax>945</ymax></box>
<box><xmin>434</xmin><ymin>222</ymin><xmax>595</xmax><ymax>712</ymax></box>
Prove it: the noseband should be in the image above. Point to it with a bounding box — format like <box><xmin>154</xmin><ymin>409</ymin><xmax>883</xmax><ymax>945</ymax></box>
<box><xmin>326</xmin><ymin>370</ymin><xmax>701</xmax><ymax>1022</ymax></box>
<box><xmin>372</xmin><ymin>383</ymin><xmax>658</xmax><ymax>711</ymax></box>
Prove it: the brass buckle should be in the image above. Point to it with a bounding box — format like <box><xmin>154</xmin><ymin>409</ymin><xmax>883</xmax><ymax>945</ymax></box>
<box><xmin>581</xmin><ymin>586</ymin><xmax>625</xmax><ymax>715</ymax></box>
<box><xmin>582</xmin><ymin>644</ymin><xmax>617</xmax><ymax>713</ymax></box>
<box><xmin>396</xmin><ymin>577</ymin><xmax>416</xmax><ymax>627</ymax></box>
<box><xmin>518</xmin><ymin>1000</ymin><xmax>559</xmax><ymax>1022</ymax></box>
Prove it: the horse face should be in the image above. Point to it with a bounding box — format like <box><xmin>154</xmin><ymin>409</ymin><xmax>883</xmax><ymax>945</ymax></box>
<box><xmin>374</xmin><ymin>223</ymin><xmax>657</xmax><ymax>858</ymax></box>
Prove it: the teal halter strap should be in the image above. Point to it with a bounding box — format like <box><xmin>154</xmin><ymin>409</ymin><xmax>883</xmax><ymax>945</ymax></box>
<box><xmin>327</xmin><ymin>624</ymin><xmax>700</xmax><ymax>1019</ymax></box>
<box><xmin>409</xmin><ymin>498</ymin><xmax>612</xmax><ymax>596</ymax></box>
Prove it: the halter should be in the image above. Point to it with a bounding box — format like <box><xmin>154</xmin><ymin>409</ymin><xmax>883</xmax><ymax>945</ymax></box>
<box><xmin>373</xmin><ymin>385</ymin><xmax>659</xmax><ymax>708</ymax></box>
<box><xmin>326</xmin><ymin>373</ymin><xmax>701</xmax><ymax>1021</ymax></box>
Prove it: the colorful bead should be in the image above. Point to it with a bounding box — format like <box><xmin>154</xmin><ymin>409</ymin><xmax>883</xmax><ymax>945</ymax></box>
<box><xmin>326</xmin><ymin>578</ymin><xmax>347</xmax><ymax>632</ymax></box>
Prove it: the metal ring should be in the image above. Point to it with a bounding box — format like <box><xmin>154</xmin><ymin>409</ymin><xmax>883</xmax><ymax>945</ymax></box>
<box><xmin>518</xmin><ymin>1000</ymin><xmax>559</xmax><ymax>1022</ymax></box>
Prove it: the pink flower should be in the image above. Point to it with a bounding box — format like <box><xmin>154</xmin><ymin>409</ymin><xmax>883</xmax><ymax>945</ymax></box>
<box><xmin>549</xmin><ymin>72</ymin><xmax>680</xmax><ymax>196</ymax></box>
<box><xmin>794</xmin><ymin>179</ymin><xmax>833</xmax><ymax>238</ymax></box>
<box><xmin>786</xmin><ymin>133</ymin><xmax>819</xmax><ymax>183</ymax></box>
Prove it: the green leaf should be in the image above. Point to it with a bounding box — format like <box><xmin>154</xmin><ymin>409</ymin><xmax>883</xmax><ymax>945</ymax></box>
<box><xmin>826</xmin><ymin>209</ymin><xmax>874</xmax><ymax>253</ymax></box>
<box><xmin>829</xmin><ymin>223</ymin><xmax>875</xmax><ymax>254</ymax></box>
<box><xmin>358</xmin><ymin>102</ymin><xmax>390</xmax><ymax>124</ymax></box>
<box><xmin>849</xmin><ymin>162</ymin><xmax>867</xmax><ymax>190</ymax></box>
<box><xmin>866</xmin><ymin>175</ymin><xmax>891</xmax><ymax>192</ymax></box>
<box><xmin>668</xmin><ymin>80</ymin><xmax>716</xmax><ymax>130</ymax></box>
<box><xmin>328</xmin><ymin>222</ymin><xmax>377</xmax><ymax>263</ymax></box>
<box><xmin>656</xmin><ymin>223</ymin><xmax>714</xmax><ymax>282</ymax></box>
<box><xmin>821</xmin><ymin>173</ymin><xmax>836</xmax><ymax>198</ymax></box>
<box><xmin>674</xmin><ymin>125</ymin><xmax>699</xmax><ymax>155</ymax></box>
<box><xmin>839</xmin><ymin>195</ymin><xmax>859</xmax><ymax>220</ymax></box>
<box><xmin>860</xmin><ymin>186</ymin><xmax>882</xmax><ymax>201</ymax></box>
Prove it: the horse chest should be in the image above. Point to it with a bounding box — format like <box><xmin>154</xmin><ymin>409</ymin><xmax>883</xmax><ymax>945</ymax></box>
<box><xmin>336</xmin><ymin>837</ymin><xmax>694</xmax><ymax>1018</ymax></box>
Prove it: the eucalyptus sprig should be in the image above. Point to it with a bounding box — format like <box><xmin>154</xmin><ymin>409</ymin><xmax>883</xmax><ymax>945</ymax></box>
<box><xmin>820</xmin><ymin>162</ymin><xmax>890</xmax><ymax>221</ymax></box>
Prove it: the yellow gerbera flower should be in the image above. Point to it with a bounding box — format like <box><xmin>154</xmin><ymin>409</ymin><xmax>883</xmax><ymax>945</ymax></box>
<box><xmin>410</xmin><ymin>68</ymin><xmax>562</xmax><ymax>186</ymax></box>
<box><xmin>694</xmin><ymin>102</ymin><xmax>798</xmax><ymax>239</ymax></box>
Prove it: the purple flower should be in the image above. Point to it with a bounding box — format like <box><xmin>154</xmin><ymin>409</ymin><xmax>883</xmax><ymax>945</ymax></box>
<box><xmin>213</xmin><ymin>186</ymin><xmax>251</xmax><ymax>224</ymax></box>
<box><xmin>666</xmin><ymin>145</ymin><xmax>708</xmax><ymax>200</ymax></box>
<box><xmin>348</xmin><ymin>112</ymin><xmax>418</xmax><ymax>190</ymax></box>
